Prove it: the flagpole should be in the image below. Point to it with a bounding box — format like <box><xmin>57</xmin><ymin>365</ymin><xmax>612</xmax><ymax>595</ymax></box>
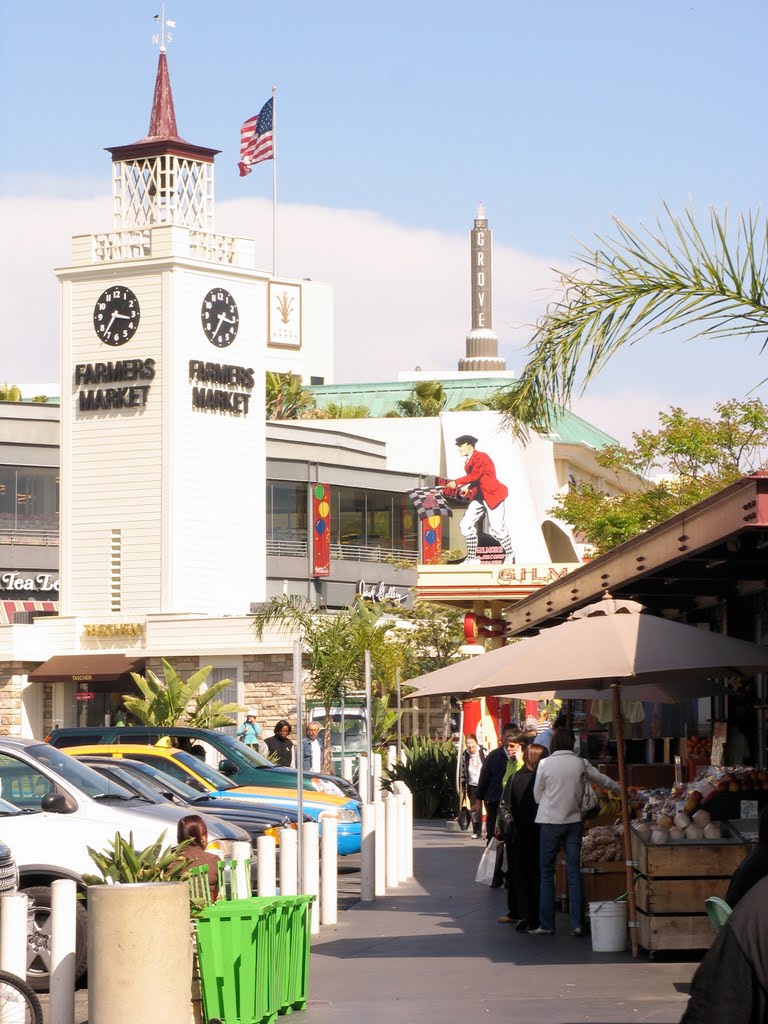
<box><xmin>272</xmin><ymin>85</ymin><xmax>277</xmax><ymax>277</ymax></box>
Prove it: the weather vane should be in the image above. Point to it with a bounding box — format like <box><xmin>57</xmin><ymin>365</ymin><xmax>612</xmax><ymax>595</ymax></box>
<box><xmin>152</xmin><ymin>3</ymin><xmax>176</xmax><ymax>52</ymax></box>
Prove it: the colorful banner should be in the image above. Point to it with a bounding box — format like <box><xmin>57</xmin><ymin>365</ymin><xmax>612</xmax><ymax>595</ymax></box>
<box><xmin>311</xmin><ymin>483</ymin><xmax>331</xmax><ymax>577</ymax></box>
<box><xmin>421</xmin><ymin>515</ymin><xmax>442</xmax><ymax>563</ymax></box>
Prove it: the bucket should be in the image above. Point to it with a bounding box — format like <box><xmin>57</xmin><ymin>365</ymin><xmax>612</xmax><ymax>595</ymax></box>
<box><xmin>589</xmin><ymin>900</ymin><xmax>627</xmax><ymax>952</ymax></box>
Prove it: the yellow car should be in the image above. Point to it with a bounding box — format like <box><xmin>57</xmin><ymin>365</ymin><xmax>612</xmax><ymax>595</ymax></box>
<box><xmin>67</xmin><ymin>744</ymin><xmax>362</xmax><ymax>855</ymax></box>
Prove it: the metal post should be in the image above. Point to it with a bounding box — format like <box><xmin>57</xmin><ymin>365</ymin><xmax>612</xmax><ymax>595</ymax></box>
<box><xmin>360</xmin><ymin>804</ymin><xmax>375</xmax><ymax>902</ymax></box>
<box><xmin>365</xmin><ymin>649</ymin><xmax>374</xmax><ymax>803</ymax></box>
<box><xmin>613</xmin><ymin>682</ymin><xmax>639</xmax><ymax>958</ymax></box>
<box><xmin>320</xmin><ymin>818</ymin><xmax>338</xmax><ymax>925</ymax></box>
<box><xmin>256</xmin><ymin>835</ymin><xmax>277</xmax><ymax>897</ymax></box>
<box><xmin>396</xmin><ymin>666</ymin><xmax>402</xmax><ymax>761</ymax></box>
<box><xmin>374</xmin><ymin>801</ymin><xmax>386</xmax><ymax>896</ymax></box>
<box><xmin>303</xmin><ymin>822</ymin><xmax>320</xmax><ymax>935</ymax></box>
<box><xmin>50</xmin><ymin>880</ymin><xmax>76</xmax><ymax>1024</ymax></box>
<box><xmin>294</xmin><ymin>640</ymin><xmax>304</xmax><ymax>892</ymax></box>
<box><xmin>279</xmin><ymin>827</ymin><xmax>298</xmax><ymax>895</ymax></box>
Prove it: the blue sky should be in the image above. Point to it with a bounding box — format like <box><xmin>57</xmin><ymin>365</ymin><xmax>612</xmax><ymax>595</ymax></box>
<box><xmin>2</xmin><ymin>1</ymin><xmax>767</xmax><ymax>441</ymax></box>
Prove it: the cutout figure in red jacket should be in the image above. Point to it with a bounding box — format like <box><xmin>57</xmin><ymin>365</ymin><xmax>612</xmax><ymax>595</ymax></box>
<box><xmin>446</xmin><ymin>434</ymin><xmax>515</xmax><ymax>565</ymax></box>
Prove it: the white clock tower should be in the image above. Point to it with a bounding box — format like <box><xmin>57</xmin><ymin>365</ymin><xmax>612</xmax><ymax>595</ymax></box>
<box><xmin>56</xmin><ymin>51</ymin><xmax>268</xmax><ymax>618</ymax></box>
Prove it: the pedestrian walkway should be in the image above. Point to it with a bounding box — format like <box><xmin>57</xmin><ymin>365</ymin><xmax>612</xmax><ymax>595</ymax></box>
<box><xmin>303</xmin><ymin>821</ymin><xmax>697</xmax><ymax>1024</ymax></box>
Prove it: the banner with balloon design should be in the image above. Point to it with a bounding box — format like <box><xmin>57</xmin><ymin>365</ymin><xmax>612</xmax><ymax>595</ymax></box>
<box><xmin>311</xmin><ymin>483</ymin><xmax>331</xmax><ymax>577</ymax></box>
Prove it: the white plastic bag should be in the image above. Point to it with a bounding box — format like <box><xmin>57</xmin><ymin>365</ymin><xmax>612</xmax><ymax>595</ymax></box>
<box><xmin>475</xmin><ymin>838</ymin><xmax>498</xmax><ymax>885</ymax></box>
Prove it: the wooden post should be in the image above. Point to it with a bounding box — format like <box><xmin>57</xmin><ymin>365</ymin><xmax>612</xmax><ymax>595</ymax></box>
<box><xmin>612</xmin><ymin>682</ymin><xmax>639</xmax><ymax>957</ymax></box>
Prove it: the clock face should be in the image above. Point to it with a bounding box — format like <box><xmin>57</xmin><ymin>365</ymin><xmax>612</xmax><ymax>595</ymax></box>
<box><xmin>201</xmin><ymin>288</ymin><xmax>239</xmax><ymax>347</ymax></box>
<box><xmin>93</xmin><ymin>286</ymin><xmax>140</xmax><ymax>346</ymax></box>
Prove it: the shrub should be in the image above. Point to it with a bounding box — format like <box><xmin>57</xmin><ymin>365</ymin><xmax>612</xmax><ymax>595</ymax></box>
<box><xmin>384</xmin><ymin>737</ymin><xmax>458</xmax><ymax>818</ymax></box>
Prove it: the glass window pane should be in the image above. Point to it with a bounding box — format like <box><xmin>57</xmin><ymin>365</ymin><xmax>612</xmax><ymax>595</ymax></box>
<box><xmin>268</xmin><ymin>482</ymin><xmax>307</xmax><ymax>543</ymax></box>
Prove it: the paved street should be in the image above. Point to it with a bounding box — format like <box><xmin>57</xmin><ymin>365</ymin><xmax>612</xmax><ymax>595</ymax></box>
<box><xmin>39</xmin><ymin>821</ymin><xmax>700</xmax><ymax>1023</ymax></box>
<box><xmin>303</xmin><ymin>822</ymin><xmax>699</xmax><ymax>1024</ymax></box>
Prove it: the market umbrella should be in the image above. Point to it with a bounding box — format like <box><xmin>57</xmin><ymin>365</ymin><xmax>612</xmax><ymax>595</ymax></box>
<box><xmin>404</xmin><ymin>595</ymin><xmax>768</xmax><ymax>955</ymax></box>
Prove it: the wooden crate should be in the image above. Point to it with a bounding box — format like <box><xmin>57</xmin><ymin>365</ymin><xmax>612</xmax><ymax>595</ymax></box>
<box><xmin>582</xmin><ymin>860</ymin><xmax>627</xmax><ymax>904</ymax></box>
<box><xmin>637</xmin><ymin>909</ymin><xmax>716</xmax><ymax>952</ymax></box>
<box><xmin>630</xmin><ymin>829</ymin><xmax>747</xmax><ymax>954</ymax></box>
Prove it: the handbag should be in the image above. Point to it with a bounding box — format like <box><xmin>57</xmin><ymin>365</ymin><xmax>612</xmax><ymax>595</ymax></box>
<box><xmin>496</xmin><ymin>775</ymin><xmax>516</xmax><ymax>839</ymax></box>
<box><xmin>580</xmin><ymin>762</ymin><xmax>600</xmax><ymax>820</ymax></box>
<box><xmin>474</xmin><ymin>838</ymin><xmax>499</xmax><ymax>885</ymax></box>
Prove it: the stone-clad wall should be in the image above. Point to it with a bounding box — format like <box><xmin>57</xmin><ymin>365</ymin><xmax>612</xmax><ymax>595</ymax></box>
<box><xmin>243</xmin><ymin>653</ymin><xmax>301</xmax><ymax>731</ymax></box>
<box><xmin>0</xmin><ymin>662</ymin><xmax>32</xmax><ymax>735</ymax></box>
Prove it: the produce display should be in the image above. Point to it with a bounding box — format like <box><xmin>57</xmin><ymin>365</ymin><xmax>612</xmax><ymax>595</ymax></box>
<box><xmin>686</xmin><ymin>735</ymin><xmax>712</xmax><ymax>760</ymax></box>
<box><xmin>581</xmin><ymin>822</ymin><xmax>624</xmax><ymax>863</ymax></box>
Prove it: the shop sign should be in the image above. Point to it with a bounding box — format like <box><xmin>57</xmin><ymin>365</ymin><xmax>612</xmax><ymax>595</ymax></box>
<box><xmin>76</xmin><ymin>692</ymin><xmax>95</xmax><ymax>701</ymax></box>
<box><xmin>497</xmin><ymin>566</ymin><xmax>571</xmax><ymax>583</ymax></box>
<box><xmin>189</xmin><ymin>360</ymin><xmax>255</xmax><ymax>417</ymax></box>
<box><xmin>357</xmin><ymin>580</ymin><xmax>409</xmax><ymax>605</ymax></box>
<box><xmin>74</xmin><ymin>359</ymin><xmax>155</xmax><ymax>412</ymax></box>
<box><xmin>0</xmin><ymin>572</ymin><xmax>59</xmax><ymax>592</ymax></box>
<box><xmin>83</xmin><ymin>623</ymin><xmax>144</xmax><ymax>637</ymax></box>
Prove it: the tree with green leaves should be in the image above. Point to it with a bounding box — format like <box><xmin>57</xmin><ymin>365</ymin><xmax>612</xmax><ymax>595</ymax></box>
<box><xmin>0</xmin><ymin>383</ymin><xmax>22</xmax><ymax>402</ymax></box>
<box><xmin>320</xmin><ymin>402</ymin><xmax>371</xmax><ymax>418</ymax></box>
<box><xmin>496</xmin><ymin>206</ymin><xmax>768</xmax><ymax>437</ymax></box>
<box><xmin>387</xmin><ymin>380</ymin><xmax>448</xmax><ymax>417</ymax></box>
<box><xmin>123</xmin><ymin>658</ymin><xmax>244</xmax><ymax>728</ymax></box>
<box><xmin>251</xmin><ymin>596</ymin><xmax>402</xmax><ymax>772</ymax></box>
<box><xmin>550</xmin><ymin>398</ymin><xmax>768</xmax><ymax>553</ymax></box>
<box><xmin>265</xmin><ymin>371</ymin><xmax>316</xmax><ymax>420</ymax></box>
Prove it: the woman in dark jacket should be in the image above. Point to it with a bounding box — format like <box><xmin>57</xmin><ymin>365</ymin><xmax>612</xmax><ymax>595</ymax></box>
<box><xmin>265</xmin><ymin>719</ymin><xmax>294</xmax><ymax>767</ymax></box>
<box><xmin>459</xmin><ymin>734</ymin><xmax>487</xmax><ymax>838</ymax></box>
<box><xmin>498</xmin><ymin>743</ymin><xmax>548</xmax><ymax>930</ymax></box>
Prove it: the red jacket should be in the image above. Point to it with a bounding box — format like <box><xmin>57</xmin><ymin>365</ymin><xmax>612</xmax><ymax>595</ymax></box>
<box><xmin>455</xmin><ymin>450</ymin><xmax>508</xmax><ymax>510</ymax></box>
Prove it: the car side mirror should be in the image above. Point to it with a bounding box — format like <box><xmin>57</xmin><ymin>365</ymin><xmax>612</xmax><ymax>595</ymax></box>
<box><xmin>41</xmin><ymin>792</ymin><xmax>75</xmax><ymax>814</ymax></box>
<box><xmin>218</xmin><ymin>758</ymin><xmax>237</xmax><ymax>777</ymax></box>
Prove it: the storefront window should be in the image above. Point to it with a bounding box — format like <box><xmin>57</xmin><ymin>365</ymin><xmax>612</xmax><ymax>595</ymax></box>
<box><xmin>0</xmin><ymin>466</ymin><xmax>58</xmax><ymax>533</ymax></box>
<box><xmin>334</xmin><ymin>487</ymin><xmax>366</xmax><ymax>546</ymax></box>
<box><xmin>267</xmin><ymin>482</ymin><xmax>307</xmax><ymax>545</ymax></box>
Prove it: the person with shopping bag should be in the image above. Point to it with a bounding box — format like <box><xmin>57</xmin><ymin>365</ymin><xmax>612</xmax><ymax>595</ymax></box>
<box><xmin>532</xmin><ymin>728</ymin><xmax>620</xmax><ymax>937</ymax></box>
<box><xmin>459</xmin><ymin>733</ymin><xmax>486</xmax><ymax>838</ymax></box>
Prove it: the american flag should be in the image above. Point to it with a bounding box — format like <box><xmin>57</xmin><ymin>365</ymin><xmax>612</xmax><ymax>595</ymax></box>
<box><xmin>238</xmin><ymin>97</ymin><xmax>274</xmax><ymax>176</ymax></box>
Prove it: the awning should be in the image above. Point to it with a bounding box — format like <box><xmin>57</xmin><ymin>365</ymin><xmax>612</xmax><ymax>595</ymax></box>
<box><xmin>28</xmin><ymin>654</ymin><xmax>144</xmax><ymax>684</ymax></box>
<box><xmin>0</xmin><ymin>601</ymin><xmax>58</xmax><ymax>625</ymax></box>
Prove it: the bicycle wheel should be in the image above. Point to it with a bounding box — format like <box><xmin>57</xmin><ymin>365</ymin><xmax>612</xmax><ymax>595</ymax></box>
<box><xmin>0</xmin><ymin>969</ymin><xmax>43</xmax><ymax>1024</ymax></box>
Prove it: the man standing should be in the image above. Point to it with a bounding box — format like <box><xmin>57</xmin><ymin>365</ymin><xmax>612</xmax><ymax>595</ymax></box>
<box><xmin>303</xmin><ymin>721</ymin><xmax>325</xmax><ymax>773</ymax></box>
<box><xmin>446</xmin><ymin>435</ymin><xmax>515</xmax><ymax>565</ymax></box>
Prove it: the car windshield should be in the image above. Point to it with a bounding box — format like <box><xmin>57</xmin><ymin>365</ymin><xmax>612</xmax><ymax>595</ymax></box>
<box><xmin>26</xmin><ymin>744</ymin><xmax>135</xmax><ymax>800</ymax></box>
<box><xmin>210</xmin><ymin>732</ymin><xmax>274</xmax><ymax>768</ymax></box>
<box><xmin>83</xmin><ymin>762</ymin><xmax>161</xmax><ymax>803</ymax></box>
<box><xmin>169</xmin><ymin>750</ymin><xmax>236</xmax><ymax>791</ymax></box>
<box><xmin>110</xmin><ymin>761</ymin><xmax>201</xmax><ymax>803</ymax></box>
<box><xmin>0</xmin><ymin>796</ymin><xmax>23</xmax><ymax>816</ymax></box>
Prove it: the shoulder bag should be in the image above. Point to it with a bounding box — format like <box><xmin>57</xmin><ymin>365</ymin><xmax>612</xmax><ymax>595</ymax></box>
<box><xmin>580</xmin><ymin>760</ymin><xmax>600</xmax><ymax>821</ymax></box>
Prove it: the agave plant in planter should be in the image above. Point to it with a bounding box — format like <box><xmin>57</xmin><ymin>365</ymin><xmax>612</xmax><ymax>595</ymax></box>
<box><xmin>82</xmin><ymin>831</ymin><xmax>191</xmax><ymax>887</ymax></box>
<box><xmin>384</xmin><ymin>737</ymin><xmax>458</xmax><ymax>818</ymax></box>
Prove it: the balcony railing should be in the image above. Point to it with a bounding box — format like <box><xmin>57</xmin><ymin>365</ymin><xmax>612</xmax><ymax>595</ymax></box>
<box><xmin>267</xmin><ymin>539</ymin><xmax>418</xmax><ymax>564</ymax></box>
<box><xmin>0</xmin><ymin>528</ymin><xmax>59</xmax><ymax>547</ymax></box>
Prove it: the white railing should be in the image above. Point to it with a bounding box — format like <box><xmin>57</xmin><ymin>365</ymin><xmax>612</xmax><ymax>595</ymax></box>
<box><xmin>266</xmin><ymin>538</ymin><xmax>418</xmax><ymax>564</ymax></box>
<box><xmin>0</xmin><ymin>527</ymin><xmax>59</xmax><ymax>546</ymax></box>
<box><xmin>92</xmin><ymin>230</ymin><xmax>151</xmax><ymax>261</ymax></box>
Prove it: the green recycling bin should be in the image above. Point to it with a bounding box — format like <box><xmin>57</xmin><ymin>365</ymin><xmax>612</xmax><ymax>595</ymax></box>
<box><xmin>274</xmin><ymin>895</ymin><xmax>314</xmax><ymax>1015</ymax></box>
<box><xmin>195</xmin><ymin>896</ymin><xmax>279</xmax><ymax>1024</ymax></box>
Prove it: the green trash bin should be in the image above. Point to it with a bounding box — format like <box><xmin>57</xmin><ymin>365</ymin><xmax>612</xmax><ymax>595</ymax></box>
<box><xmin>276</xmin><ymin>895</ymin><xmax>314</xmax><ymax>1015</ymax></box>
<box><xmin>195</xmin><ymin>896</ymin><xmax>279</xmax><ymax>1024</ymax></box>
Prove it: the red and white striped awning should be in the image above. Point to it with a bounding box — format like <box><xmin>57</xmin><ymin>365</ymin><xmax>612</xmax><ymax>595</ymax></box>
<box><xmin>0</xmin><ymin>600</ymin><xmax>58</xmax><ymax>625</ymax></box>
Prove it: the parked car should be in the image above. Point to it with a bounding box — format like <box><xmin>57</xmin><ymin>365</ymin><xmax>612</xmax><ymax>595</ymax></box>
<box><xmin>0</xmin><ymin>737</ymin><xmax>249</xmax><ymax>992</ymax></box>
<box><xmin>76</xmin><ymin>754</ymin><xmax>312</xmax><ymax>848</ymax></box>
<box><xmin>46</xmin><ymin>726</ymin><xmax>361</xmax><ymax>801</ymax></box>
<box><xmin>66</xmin><ymin>744</ymin><xmax>363</xmax><ymax>856</ymax></box>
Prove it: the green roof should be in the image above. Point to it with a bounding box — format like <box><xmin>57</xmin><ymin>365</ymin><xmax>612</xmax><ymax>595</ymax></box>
<box><xmin>307</xmin><ymin>378</ymin><xmax>618</xmax><ymax>450</ymax></box>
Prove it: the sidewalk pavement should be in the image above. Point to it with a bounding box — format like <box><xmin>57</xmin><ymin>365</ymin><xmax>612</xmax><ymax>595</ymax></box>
<box><xmin>302</xmin><ymin>821</ymin><xmax>699</xmax><ymax>1024</ymax></box>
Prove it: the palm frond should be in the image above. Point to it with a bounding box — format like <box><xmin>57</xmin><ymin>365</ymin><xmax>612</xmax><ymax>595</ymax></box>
<box><xmin>498</xmin><ymin>205</ymin><xmax>768</xmax><ymax>434</ymax></box>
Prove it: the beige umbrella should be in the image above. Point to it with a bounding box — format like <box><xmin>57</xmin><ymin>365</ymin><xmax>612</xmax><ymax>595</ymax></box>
<box><xmin>404</xmin><ymin>595</ymin><xmax>768</xmax><ymax>956</ymax></box>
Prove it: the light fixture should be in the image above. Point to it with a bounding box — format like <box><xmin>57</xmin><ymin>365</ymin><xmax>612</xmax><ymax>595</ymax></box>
<box><xmin>705</xmin><ymin>558</ymin><xmax>726</xmax><ymax>569</ymax></box>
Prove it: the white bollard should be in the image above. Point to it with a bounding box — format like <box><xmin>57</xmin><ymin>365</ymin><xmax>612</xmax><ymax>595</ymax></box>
<box><xmin>357</xmin><ymin>754</ymin><xmax>370</xmax><ymax>803</ymax></box>
<box><xmin>89</xmin><ymin>883</ymin><xmax>190</xmax><ymax>1024</ymax></box>
<box><xmin>374</xmin><ymin>800</ymin><xmax>386</xmax><ymax>897</ymax></box>
<box><xmin>398</xmin><ymin>796</ymin><xmax>408</xmax><ymax>882</ymax></box>
<box><xmin>231</xmin><ymin>840</ymin><xmax>252</xmax><ymax>899</ymax></box>
<box><xmin>256</xmin><ymin>835</ymin><xmax>277</xmax><ymax>897</ymax></box>
<box><xmin>405</xmin><ymin>787</ymin><xmax>414</xmax><ymax>879</ymax></box>
<box><xmin>360</xmin><ymin>803</ymin><xmax>375</xmax><ymax>902</ymax></box>
<box><xmin>0</xmin><ymin>892</ymin><xmax>28</xmax><ymax>978</ymax></box>
<box><xmin>384</xmin><ymin>795</ymin><xmax>399</xmax><ymax>889</ymax></box>
<box><xmin>50</xmin><ymin>879</ymin><xmax>77</xmax><ymax>1024</ymax></box>
<box><xmin>320</xmin><ymin>818</ymin><xmax>338</xmax><ymax>925</ymax></box>
<box><xmin>387</xmin><ymin>744</ymin><xmax>396</xmax><ymax>772</ymax></box>
<box><xmin>342</xmin><ymin>755</ymin><xmax>355</xmax><ymax>783</ymax></box>
<box><xmin>303</xmin><ymin>822</ymin><xmax>320</xmax><ymax>935</ymax></box>
<box><xmin>373</xmin><ymin>752</ymin><xmax>383</xmax><ymax>803</ymax></box>
<box><xmin>279</xmin><ymin>827</ymin><xmax>298</xmax><ymax>895</ymax></box>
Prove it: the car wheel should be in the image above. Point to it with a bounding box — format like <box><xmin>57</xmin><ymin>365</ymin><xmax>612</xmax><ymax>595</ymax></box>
<box><xmin>23</xmin><ymin>885</ymin><xmax>88</xmax><ymax>993</ymax></box>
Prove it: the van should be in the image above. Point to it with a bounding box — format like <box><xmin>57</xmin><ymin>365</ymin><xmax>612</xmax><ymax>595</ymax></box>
<box><xmin>307</xmin><ymin>701</ymin><xmax>368</xmax><ymax>773</ymax></box>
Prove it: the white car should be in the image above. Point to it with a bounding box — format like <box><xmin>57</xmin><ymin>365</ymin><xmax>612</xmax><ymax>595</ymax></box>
<box><xmin>0</xmin><ymin>737</ymin><xmax>250</xmax><ymax>992</ymax></box>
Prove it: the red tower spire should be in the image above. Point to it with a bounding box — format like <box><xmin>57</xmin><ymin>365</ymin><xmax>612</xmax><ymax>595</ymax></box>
<box><xmin>147</xmin><ymin>51</ymin><xmax>180</xmax><ymax>140</ymax></box>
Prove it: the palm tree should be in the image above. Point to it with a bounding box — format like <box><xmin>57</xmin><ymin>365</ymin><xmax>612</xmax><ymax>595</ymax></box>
<box><xmin>123</xmin><ymin>659</ymin><xmax>244</xmax><ymax>727</ymax></box>
<box><xmin>322</xmin><ymin>402</ymin><xmax>371</xmax><ymax>418</ymax></box>
<box><xmin>388</xmin><ymin>380</ymin><xmax>447</xmax><ymax>417</ymax></box>
<box><xmin>265</xmin><ymin>371</ymin><xmax>316</xmax><ymax>420</ymax></box>
<box><xmin>496</xmin><ymin>205</ymin><xmax>768</xmax><ymax>438</ymax></box>
<box><xmin>0</xmin><ymin>383</ymin><xmax>22</xmax><ymax>402</ymax></box>
<box><xmin>252</xmin><ymin>596</ymin><xmax>402</xmax><ymax>773</ymax></box>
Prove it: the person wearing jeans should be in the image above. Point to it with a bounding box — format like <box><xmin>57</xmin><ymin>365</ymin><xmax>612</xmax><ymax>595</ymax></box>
<box><xmin>531</xmin><ymin>727</ymin><xmax>620</xmax><ymax>936</ymax></box>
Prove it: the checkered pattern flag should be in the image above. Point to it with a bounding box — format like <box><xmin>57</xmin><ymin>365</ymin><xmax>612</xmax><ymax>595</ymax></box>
<box><xmin>408</xmin><ymin>487</ymin><xmax>453</xmax><ymax>521</ymax></box>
